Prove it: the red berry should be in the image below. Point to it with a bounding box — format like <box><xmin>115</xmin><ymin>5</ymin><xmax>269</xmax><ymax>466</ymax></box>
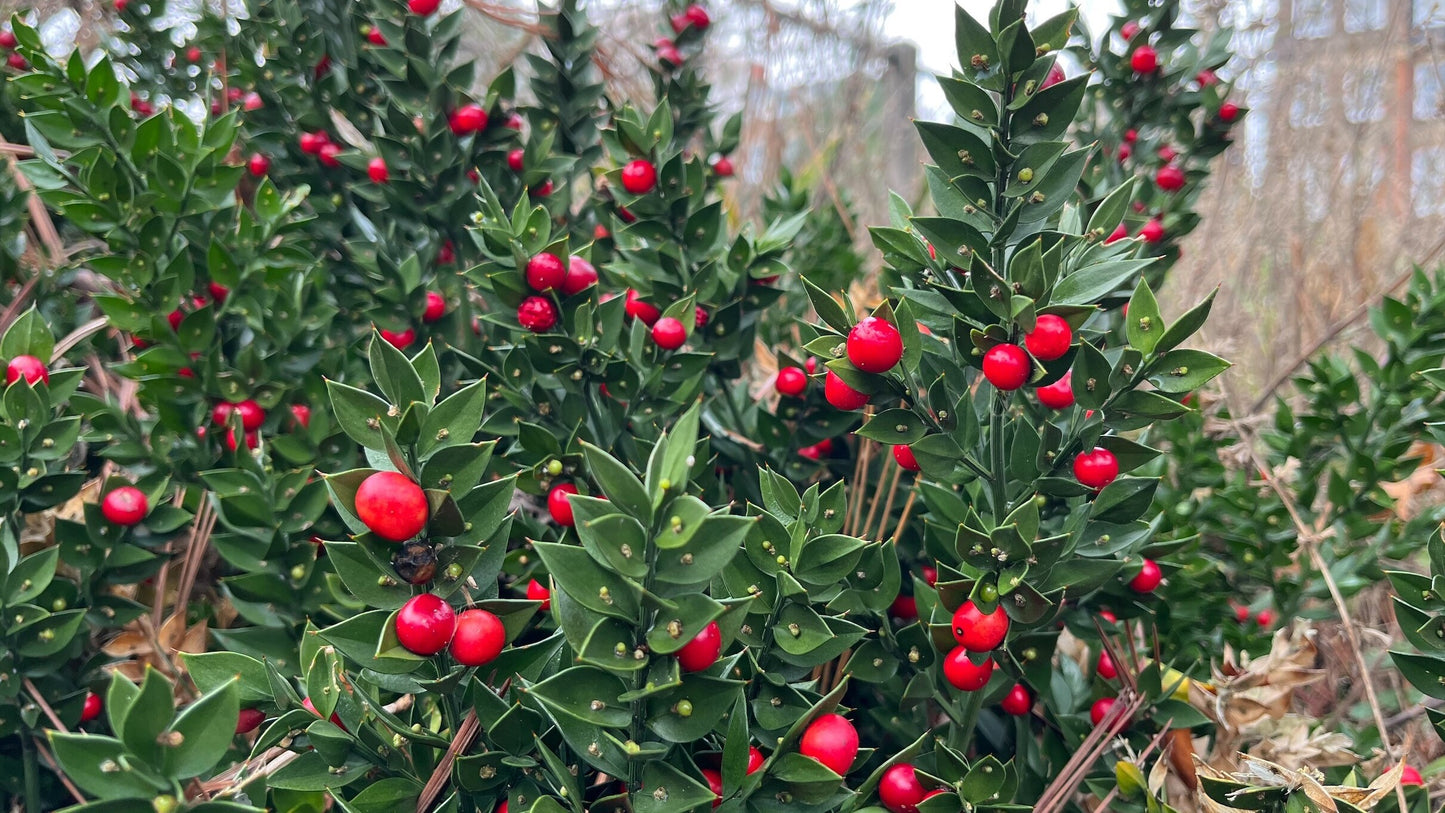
<box><xmin>1139</xmin><ymin>218</ymin><xmax>1165</xmax><ymax>244</ymax></box>
<box><xmin>1036</xmin><ymin>372</ymin><xmax>1075</xmax><ymax>410</ymax></box>
<box><xmin>1255</xmin><ymin>608</ymin><xmax>1275</xmax><ymax>627</ymax></box>
<box><xmin>168</xmin><ymin>308</ymin><xmax>185</xmax><ymax>331</ymax></box>
<box><xmin>233</xmin><ymin>399</ymin><xmax>264</xmax><ymax>431</ymax></box>
<box><xmin>548</xmin><ymin>483</ymin><xmax>578</xmax><ymax>526</ymax></box>
<box><xmin>505</xmin><ymin>113</ymin><xmax>523</xmax><ymax>130</ymax></box>
<box><xmin>409</xmin><ymin>0</ymin><xmax>441</xmax><ymax>15</ymax></box>
<box><xmin>354</xmin><ymin>471</ymin><xmax>429</xmax><ymax>542</ymax></box>
<box><xmin>1042</xmin><ymin>64</ymin><xmax>1065</xmax><ymax>88</ymax></box>
<box><xmin>301</xmin><ymin>696</ymin><xmax>345</xmax><ymax>730</ymax></box>
<box><xmin>1097</xmin><ymin>650</ymin><xmax>1117</xmax><ymax>680</ymax></box>
<box><xmin>366</xmin><ymin>26</ymin><xmax>387</xmax><ymax>45</ymax></box>
<box><xmin>507</xmin><ymin>149</ymin><xmax>525</xmax><ymax>173</ymax></box>
<box><xmin>652</xmin><ymin>317</ymin><xmax>687</xmax><ymax>350</ymax></box>
<box><xmin>1234</xmin><ymin>603</ymin><xmax>1251</xmax><ymax>623</ymax></box>
<box><xmin>747</xmin><ymin>747</ymin><xmax>764</xmax><ymax>774</ymax></box>
<box><xmin>1128</xmin><ymin>559</ymin><xmax>1162</xmax><ymax>593</ymax></box>
<box><xmin>1024</xmin><ymin>314</ymin><xmax>1072</xmax><ymax>361</ymax></box>
<box><xmin>892</xmin><ymin>444</ymin><xmax>920</xmax><ymax>472</ymax></box>
<box><xmin>437</xmin><ymin>241</ymin><xmax>456</xmax><ymax>265</ymax></box>
<box><xmin>368</xmin><ymin>156</ymin><xmax>389</xmax><ymax>183</ymax></box>
<box><xmin>824</xmin><ymin>370</ymin><xmax>869</xmax><ymax>411</ymax></box>
<box><xmin>921</xmin><ymin>565</ymin><xmax>937</xmax><ymax>586</ymax></box>
<box><xmin>381</xmin><ymin>327</ymin><xmax>416</xmax><ymax>349</ymax></box>
<box><xmin>694</xmin><ymin>307</ymin><xmax>709</xmax><ymax>331</ymax></box>
<box><xmin>6</xmin><ymin>52</ymin><xmax>26</xmax><ymax>70</ymax></box>
<box><xmin>888</xmin><ymin>595</ymin><xmax>918</xmax><ymax>621</ymax></box>
<box><xmin>299</xmin><ymin>131</ymin><xmax>327</xmax><ymax>154</ymax></box>
<box><xmin>1124</xmin><ymin>128</ymin><xmax>1138</xmax><ymax>143</ymax></box>
<box><xmin>656</xmin><ymin>42</ymin><xmax>684</xmax><ymax>67</ymax></box>
<box><xmin>1156</xmin><ymin>164</ymin><xmax>1185</xmax><ymax>192</ymax></box>
<box><xmin>526</xmin><ymin>253</ymin><xmax>566</xmax><ymax>292</ymax></box>
<box><xmin>1105</xmin><ymin>223</ymin><xmax>1128</xmax><ymax>245</ymax></box>
<box><xmin>526</xmin><ymin>578</ymin><xmax>551</xmax><ymax>610</ymax></box>
<box><xmin>423</xmin><ymin>291</ymin><xmax>446</xmax><ymax>323</ymax></box>
<box><xmin>1073</xmin><ymin>447</ymin><xmax>1119</xmax><ymax>490</ymax></box>
<box><xmin>1197</xmin><ymin>69</ymin><xmax>1219</xmax><ymax>87</ymax></box>
<box><xmin>1402</xmin><ymin>765</ymin><xmax>1424</xmax><ymax>786</ymax></box>
<box><xmin>450</xmin><ymin>609</ymin><xmax>506</xmax><ymax>666</ymax></box>
<box><xmin>5</xmin><ymin>355</ymin><xmax>48</xmax><ymax>387</ymax></box>
<box><xmin>562</xmin><ymin>256</ymin><xmax>598</xmax><ymax>295</ymax></box>
<box><xmin>798</xmin><ymin>439</ymin><xmax>833</xmax><ymax>460</ymax></box>
<box><xmin>624</xmin><ymin>290</ymin><xmax>661</xmax><ymax>325</ymax></box>
<box><xmin>701</xmin><ymin>767</ymin><xmax>723</xmax><ymax>808</ymax></box>
<box><xmin>178</xmin><ymin>367</ymin><xmax>196</xmax><ymax>379</ymax></box>
<box><xmin>798</xmin><ymin>713</ymin><xmax>858</xmax><ymax>776</ymax></box>
<box><xmin>0</xmin><ymin>31</ymin><xmax>16</xmax><ymax>49</ymax></box>
<box><xmin>878</xmin><ymin>764</ymin><xmax>928</xmax><ymax>813</ymax></box>
<box><xmin>1131</xmin><ymin>46</ymin><xmax>1158</xmax><ymax>73</ymax></box>
<box><xmin>1099</xmin><ymin>609</ymin><xmax>1118</xmax><ymax>624</ymax></box>
<box><xmin>290</xmin><ymin>404</ymin><xmax>311</xmax><ymax>429</ymax></box>
<box><xmin>846</xmin><ymin>316</ymin><xmax>903</xmax><ymax>373</ymax></box>
<box><xmin>676</xmin><ymin>620</ymin><xmax>722</xmax><ymax>672</ymax></box>
<box><xmin>1000</xmin><ymin>684</ymin><xmax>1032</xmax><ymax>716</ymax></box>
<box><xmin>951</xmin><ymin>600</ymin><xmax>1009</xmax><ymax>652</ymax></box>
<box><xmin>531</xmin><ymin>179</ymin><xmax>554</xmax><ymax>197</ymax></box>
<box><xmin>80</xmin><ymin>692</ymin><xmax>103</xmax><ymax>723</ymax></box>
<box><xmin>942</xmin><ymin>648</ymin><xmax>993</xmax><ymax>691</ymax></box>
<box><xmin>449</xmin><ymin>104</ymin><xmax>488</xmax><ymax>135</ymax></box>
<box><xmin>593</xmin><ymin>224</ymin><xmax>610</xmax><ymax>240</ymax></box>
<box><xmin>713</xmin><ymin>156</ymin><xmax>734</xmax><ymax>177</ymax></box>
<box><xmin>1117</xmin><ymin>143</ymin><xmax>1132</xmax><ymax>162</ymax></box>
<box><xmin>211</xmin><ymin>402</ymin><xmax>235</xmax><ymax>427</ymax></box>
<box><xmin>185</xmin><ymin>46</ymin><xmax>202</xmax><ymax>63</ymax></box>
<box><xmin>236</xmin><ymin>707</ymin><xmax>266</xmax><ymax>734</ymax></box>
<box><xmin>1219</xmin><ymin>102</ymin><xmax>1240</xmax><ymax>122</ymax></box>
<box><xmin>1090</xmin><ymin>696</ymin><xmax>1117</xmax><ymax>727</ymax></box>
<box><xmin>620</xmin><ymin>159</ymin><xmax>657</xmax><ymax>194</ymax></box>
<box><xmin>395</xmin><ymin>593</ymin><xmax>456</xmax><ymax>656</ymax></box>
<box><xmin>805</xmin><ymin>357</ymin><xmax>818</xmax><ymax>374</ymax></box>
<box><xmin>776</xmin><ymin>367</ymin><xmax>807</xmax><ymax>397</ymax></box>
<box><xmin>208</xmin><ymin>281</ymin><xmax>230</xmax><ymax>303</ymax></box>
<box><xmin>685</xmin><ymin>4</ymin><xmax>711</xmax><ymax>28</ymax></box>
<box><xmin>517</xmin><ymin>296</ymin><xmax>558</xmax><ymax>333</ymax></box>
<box><xmin>102</xmin><ymin>486</ymin><xmax>149</xmax><ymax>526</ymax></box>
<box><xmin>1157</xmin><ymin>145</ymin><xmax>1178</xmax><ymax>163</ymax></box>
<box><xmin>247</xmin><ymin>153</ymin><xmax>270</xmax><ymax>177</ymax></box>
<box><xmin>982</xmin><ymin>344</ymin><xmax>1030</xmax><ymax>390</ymax></box>
<box><xmin>1120</xmin><ymin>20</ymin><xmax>1140</xmax><ymax>40</ymax></box>
<box><xmin>318</xmin><ymin>142</ymin><xmax>341</xmax><ymax>168</ymax></box>
<box><xmin>670</xmin><ymin>12</ymin><xmax>691</xmax><ymax>33</ymax></box>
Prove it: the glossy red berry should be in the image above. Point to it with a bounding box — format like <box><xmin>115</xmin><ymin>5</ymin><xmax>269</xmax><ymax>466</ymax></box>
<box><xmin>381</xmin><ymin>327</ymin><xmax>416</xmax><ymax>349</ymax></box>
<box><xmin>548</xmin><ymin>483</ymin><xmax>578</xmax><ymax>526</ymax></box>
<box><xmin>395</xmin><ymin>593</ymin><xmax>456</xmax><ymax>656</ymax></box>
<box><xmin>1219</xmin><ymin>102</ymin><xmax>1240</xmax><ymax>122</ymax></box>
<box><xmin>1099</xmin><ymin>609</ymin><xmax>1118</xmax><ymax>624</ymax></box>
<box><xmin>1139</xmin><ymin>218</ymin><xmax>1165</xmax><ymax>244</ymax></box>
<box><xmin>1120</xmin><ymin>20</ymin><xmax>1140</xmax><ymax>40</ymax></box>
<box><xmin>366</xmin><ymin>26</ymin><xmax>387</xmax><ymax>45</ymax></box>
<box><xmin>450</xmin><ymin>608</ymin><xmax>506</xmax><ymax>666</ymax></box>
<box><xmin>5</xmin><ymin>355</ymin><xmax>48</xmax><ymax>387</ymax></box>
<box><xmin>824</xmin><ymin>370</ymin><xmax>869</xmax><ymax>411</ymax></box>
<box><xmin>449</xmin><ymin>104</ymin><xmax>488</xmax><ymax>135</ymax></box>
<box><xmin>685</xmin><ymin>4</ymin><xmax>711</xmax><ymax>28</ymax></box>
<box><xmin>713</xmin><ymin>156</ymin><xmax>734</xmax><ymax>177</ymax></box>
<box><xmin>1090</xmin><ymin>696</ymin><xmax>1116</xmax><ymax>726</ymax></box>
<box><xmin>620</xmin><ymin>159</ymin><xmax>657</xmax><ymax>194</ymax></box>
<box><xmin>185</xmin><ymin>46</ymin><xmax>202</xmax><ymax>63</ymax></box>
<box><xmin>652</xmin><ymin>317</ymin><xmax>687</xmax><ymax>350</ymax></box>
<box><xmin>517</xmin><ymin>296</ymin><xmax>558</xmax><ymax>333</ymax></box>
<box><xmin>776</xmin><ymin>367</ymin><xmax>807</xmax><ymax>397</ymax></box>
<box><xmin>1402</xmin><ymin>765</ymin><xmax>1424</xmax><ymax>786</ymax></box>
<box><xmin>747</xmin><ymin>746</ymin><xmax>764</xmax><ymax>774</ymax></box>
<box><xmin>1024</xmin><ymin>314</ymin><xmax>1072</xmax><ymax>361</ymax></box>
<box><xmin>1105</xmin><ymin>223</ymin><xmax>1128</xmax><ymax>245</ymax></box>
<box><xmin>798</xmin><ymin>713</ymin><xmax>858</xmax><ymax>776</ymax></box>
<box><xmin>1124</xmin><ymin>128</ymin><xmax>1138</xmax><ymax>143</ymax></box>
<box><xmin>942</xmin><ymin>648</ymin><xmax>993</xmax><ymax>691</ymax></box>
<box><xmin>531</xmin><ymin>178</ymin><xmax>554</xmax><ymax>197</ymax></box>
<box><xmin>80</xmin><ymin>692</ymin><xmax>103</xmax><ymax>723</ymax></box>
<box><xmin>437</xmin><ymin>241</ymin><xmax>456</xmax><ymax>265</ymax></box>
<box><xmin>676</xmin><ymin>621</ymin><xmax>722</xmax><ymax>672</ymax></box>
<box><xmin>507</xmin><ymin>149</ymin><xmax>525</xmax><ymax>173</ymax></box>
<box><xmin>1036</xmin><ymin>372</ymin><xmax>1075</xmax><ymax>410</ymax></box>
<box><xmin>1042</xmin><ymin>63</ymin><xmax>1065</xmax><ymax>88</ymax></box>
<box><xmin>878</xmin><ymin>764</ymin><xmax>928</xmax><ymax>813</ymax></box>
<box><xmin>694</xmin><ymin>307</ymin><xmax>709</xmax><ymax>331</ymax></box>
<box><xmin>1117</xmin><ymin>143</ymin><xmax>1132</xmax><ymax>162</ymax></box>
<box><xmin>409</xmin><ymin>0</ymin><xmax>441</xmax><ymax>14</ymax></box>
<box><xmin>1156</xmin><ymin>164</ymin><xmax>1185</xmax><ymax>192</ymax></box>
<box><xmin>232</xmin><ymin>399</ymin><xmax>264</xmax><ymax>431</ymax></box>
<box><xmin>1129</xmin><ymin>559</ymin><xmax>1162</xmax><ymax>593</ymax></box>
<box><xmin>921</xmin><ymin>565</ymin><xmax>938</xmax><ymax>586</ymax></box>
<box><xmin>526</xmin><ymin>253</ymin><xmax>566</xmax><ymax>292</ymax></box>
<box><xmin>317</xmin><ymin>142</ymin><xmax>341</xmax><ymax>168</ymax></box>
<box><xmin>561</xmin><ymin>256</ymin><xmax>598</xmax><ymax>295</ymax></box>
<box><xmin>888</xmin><ymin>595</ymin><xmax>918</xmax><ymax>621</ymax></box>
<box><xmin>247</xmin><ymin>153</ymin><xmax>270</xmax><ymax>177</ymax></box>
<box><xmin>1131</xmin><ymin>45</ymin><xmax>1158</xmax><ymax>73</ymax></box>
<box><xmin>423</xmin><ymin>292</ymin><xmax>446</xmax><ymax>323</ymax></box>
<box><xmin>1197</xmin><ymin>69</ymin><xmax>1218</xmax><ymax>86</ymax></box>
<box><xmin>526</xmin><ymin>578</ymin><xmax>551</xmax><ymax>610</ymax></box>
<box><xmin>302</xmin><ymin>696</ymin><xmax>345</xmax><ymax>730</ymax></box>
<box><xmin>354</xmin><ymin>471</ymin><xmax>429</xmax><ymax>542</ymax></box>
<box><xmin>701</xmin><ymin>767</ymin><xmax>723</xmax><ymax>808</ymax></box>
<box><xmin>951</xmin><ymin>600</ymin><xmax>1009</xmax><ymax>652</ymax></box>
<box><xmin>5</xmin><ymin>52</ymin><xmax>25</xmax><ymax>70</ymax></box>
<box><xmin>624</xmin><ymin>290</ymin><xmax>661</xmax><ymax>325</ymax></box>
<box><xmin>892</xmin><ymin>444</ymin><xmax>920</xmax><ymax>472</ymax></box>
<box><xmin>289</xmin><ymin>404</ymin><xmax>311</xmax><ymax>429</ymax></box>
<box><xmin>1073</xmin><ymin>447</ymin><xmax>1119</xmax><ymax>490</ymax></box>
<box><xmin>798</xmin><ymin>439</ymin><xmax>834</xmax><ymax>460</ymax></box>
<box><xmin>1097</xmin><ymin>650</ymin><xmax>1118</xmax><ymax>680</ymax></box>
<box><xmin>0</xmin><ymin>30</ymin><xmax>16</xmax><ymax>49</ymax></box>
<box><xmin>208</xmin><ymin>281</ymin><xmax>229</xmax><ymax>303</ymax></box>
<box><xmin>846</xmin><ymin>316</ymin><xmax>903</xmax><ymax>374</ymax></box>
<box><xmin>982</xmin><ymin>344</ymin><xmax>1030</xmax><ymax>390</ymax></box>
<box><xmin>236</xmin><ymin>707</ymin><xmax>266</xmax><ymax>734</ymax></box>
<box><xmin>102</xmin><ymin>486</ymin><xmax>148</xmax><ymax>526</ymax></box>
<box><xmin>1000</xmin><ymin>684</ymin><xmax>1033</xmax><ymax>716</ymax></box>
<box><xmin>1256</xmin><ymin>608</ymin><xmax>1275</xmax><ymax>627</ymax></box>
<box><xmin>368</xmin><ymin>156</ymin><xmax>389</xmax><ymax>183</ymax></box>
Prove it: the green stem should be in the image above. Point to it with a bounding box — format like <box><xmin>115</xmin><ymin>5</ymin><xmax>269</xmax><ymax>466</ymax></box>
<box><xmin>956</xmin><ymin>684</ymin><xmax>987</xmax><ymax>755</ymax></box>
<box><xmin>22</xmin><ymin>733</ymin><xmax>40</xmax><ymax>812</ymax></box>
<box><xmin>628</xmin><ymin>528</ymin><xmax>662</xmax><ymax>793</ymax></box>
<box><xmin>989</xmin><ymin>392</ymin><xmax>1008</xmax><ymax>521</ymax></box>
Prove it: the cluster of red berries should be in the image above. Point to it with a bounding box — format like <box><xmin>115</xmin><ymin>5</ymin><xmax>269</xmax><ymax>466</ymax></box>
<box><xmin>394</xmin><ymin>593</ymin><xmax>508</xmax><ymax>667</ymax></box>
<box><xmin>0</xmin><ymin>28</ymin><xmax>26</xmax><ymax>70</ymax></box>
<box><xmin>5</xmin><ymin>354</ymin><xmax>48</xmax><ymax>388</ymax></box>
<box><xmin>941</xmin><ymin>600</ymin><xmax>1009</xmax><ymax>691</ymax></box>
